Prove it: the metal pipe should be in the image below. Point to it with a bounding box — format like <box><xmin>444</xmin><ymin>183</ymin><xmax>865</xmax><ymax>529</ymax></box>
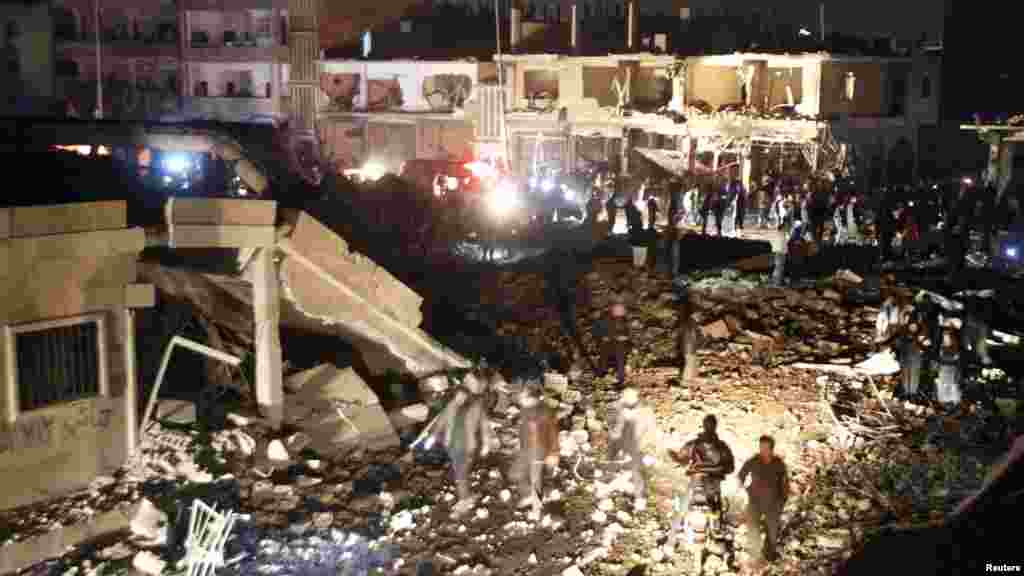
<box><xmin>139</xmin><ymin>336</ymin><xmax>242</xmax><ymax>438</ymax></box>
<box><xmin>94</xmin><ymin>0</ymin><xmax>103</xmax><ymax>118</ymax></box>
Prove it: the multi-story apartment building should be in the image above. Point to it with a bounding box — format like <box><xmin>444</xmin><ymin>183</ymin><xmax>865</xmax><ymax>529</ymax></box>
<box><xmin>1</xmin><ymin>0</ymin><xmax>58</xmax><ymax>115</ymax></box>
<box><xmin>52</xmin><ymin>0</ymin><xmax>290</xmax><ymax>123</ymax></box>
<box><xmin>311</xmin><ymin>0</ymin><xmax>940</xmax><ymax>195</ymax></box>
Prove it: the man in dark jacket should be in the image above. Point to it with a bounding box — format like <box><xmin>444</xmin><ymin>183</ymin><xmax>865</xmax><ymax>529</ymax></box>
<box><xmin>738</xmin><ymin>435</ymin><xmax>790</xmax><ymax>569</ymax></box>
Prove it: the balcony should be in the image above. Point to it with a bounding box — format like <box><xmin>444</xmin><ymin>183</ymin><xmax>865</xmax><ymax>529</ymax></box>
<box><xmin>56</xmin><ymin>28</ymin><xmax>180</xmax><ymax>59</ymax></box>
<box><xmin>180</xmin><ymin>96</ymin><xmax>276</xmax><ymax>123</ymax></box>
<box><xmin>185</xmin><ymin>8</ymin><xmax>288</xmax><ymax>62</ymax></box>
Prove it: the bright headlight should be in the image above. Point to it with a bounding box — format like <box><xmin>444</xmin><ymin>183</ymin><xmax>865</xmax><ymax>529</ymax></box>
<box><xmin>563</xmin><ymin>188</ymin><xmax>576</xmax><ymax>202</ymax></box>
<box><xmin>362</xmin><ymin>162</ymin><xmax>386</xmax><ymax>181</ymax></box>
<box><xmin>541</xmin><ymin>178</ymin><xmax>555</xmax><ymax>192</ymax></box>
<box><xmin>1007</xmin><ymin>246</ymin><xmax>1018</xmax><ymax>259</ymax></box>
<box><xmin>487</xmin><ymin>181</ymin><xmax>519</xmax><ymax>217</ymax></box>
<box><xmin>163</xmin><ymin>154</ymin><xmax>189</xmax><ymax>173</ymax></box>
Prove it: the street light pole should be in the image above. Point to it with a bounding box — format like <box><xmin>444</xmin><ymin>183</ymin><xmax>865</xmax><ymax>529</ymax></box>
<box><xmin>94</xmin><ymin>0</ymin><xmax>103</xmax><ymax>119</ymax></box>
<box><xmin>494</xmin><ymin>0</ymin><xmax>510</xmax><ymax>174</ymax></box>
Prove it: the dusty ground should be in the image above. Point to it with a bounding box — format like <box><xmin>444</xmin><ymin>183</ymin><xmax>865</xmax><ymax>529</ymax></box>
<box><xmin>3</xmin><ymin>246</ymin><xmax>1005</xmax><ymax>576</ymax></box>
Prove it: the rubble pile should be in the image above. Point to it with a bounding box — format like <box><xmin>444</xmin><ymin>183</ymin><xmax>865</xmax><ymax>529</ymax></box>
<box><xmin>6</xmin><ymin>252</ymin><xmax>1017</xmax><ymax>576</ymax></box>
<box><xmin>486</xmin><ymin>264</ymin><xmax>877</xmax><ymax>373</ymax></box>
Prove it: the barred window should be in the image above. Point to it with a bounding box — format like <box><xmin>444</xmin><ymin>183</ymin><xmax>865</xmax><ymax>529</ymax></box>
<box><xmin>12</xmin><ymin>317</ymin><xmax>106</xmax><ymax>413</ymax></box>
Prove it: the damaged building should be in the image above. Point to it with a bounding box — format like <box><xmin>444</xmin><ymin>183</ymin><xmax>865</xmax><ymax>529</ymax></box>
<box><xmin>313</xmin><ymin>0</ymin><xmax>942</xmax><ymax>198</ymax></box>
<box><xmin>0</xmin><ymin>123</ymin><xmax>469</xmax><ymax>517</ymax></box>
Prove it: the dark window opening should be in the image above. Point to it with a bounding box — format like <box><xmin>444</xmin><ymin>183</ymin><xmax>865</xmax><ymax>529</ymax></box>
<box><xmin>16</xmin><ymin>321</ymin><xmax>101</xmax><ymax>412</ymax></box>
<box><xmin>921</xmin><ymin>75</ymin><xmax>932</xmax><ymax>99</ymax></box>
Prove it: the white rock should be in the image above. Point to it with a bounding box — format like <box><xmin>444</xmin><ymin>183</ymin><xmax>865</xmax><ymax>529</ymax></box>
<box><xmin>285</xmin><ymin>432</ymin><xmax>313</xmax><ymax>453</ymax></box>
<box><xmin>499</xmin><ymin>489</ymin><xmax>512</xmax><ymax>502</ymax></box>
<box><xmin>570</xmin><ymin>430</ymin><xmax>589</xmax><ymax>444</ymax></box>
<box><xmin>546</xmin><ymin>489</ymin><xmax>562</xmax><ymax>502</ymax></box>
<box><xmin>616</xmin><ymin>510</ymin><xmax>632</xmax><ymax>523</ymax></box>
<box><xmin>132</xmin><ymin>551</ymin><xmax>165</xmax><ymax>575</ymax></box>
<box><xmin>562</xmin><ymin>566</ymin><xmax>585</xmax><ymax>576</ymax></box>
<box><xmin>232</xmin><ymin>430</ymin><xmax>256</xmax><ymax>456</ymax></box>
<box><xmin>128</xmin><ymin>499</ymin><xmax>168</xmax><ymax>545</ymax></box>
<box><xmin>578</xmin><ymin>547</ymin><xmax>606</xmax><ymax>566</ymax></box>
<box><xmin>598</xmin><ymin>499</ymin><xmax>614</xmax><ymax>512</ymax></box>
<box><xmin>476</xmin><ymin>509</ymin><xmax>489</xmax><ymax>520</ymax></box>
<box><xmin>591</xmin><ymin>510</ymin><xmax>607</xmax><ymax>523</ymax></box>
<box><xmin>267</xmin><ymin>440</ymin><xmax>290</xmax><ymax>462</ymax></box>
<box><xmin>528</xmin><ymin>554</ymin><xmax>538</xmax><ymax>564</ymax></box>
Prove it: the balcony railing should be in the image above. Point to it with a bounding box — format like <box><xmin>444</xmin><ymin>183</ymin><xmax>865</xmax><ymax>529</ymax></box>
<box><xmin>189</xmin><ymin>31</ymin><xmax>276</xmax><ymax>48</ymax></box>
<box><xmin>181</xmin><ymin>96</ymin><xmax>276</xmax><ymax>122</ymax></box>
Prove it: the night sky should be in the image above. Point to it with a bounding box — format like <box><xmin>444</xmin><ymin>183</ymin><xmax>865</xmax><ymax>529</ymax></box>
<box><xmin>679</xmin><ymin>0</ymin><xmax>945</xmax><ymax>43</ymax></box>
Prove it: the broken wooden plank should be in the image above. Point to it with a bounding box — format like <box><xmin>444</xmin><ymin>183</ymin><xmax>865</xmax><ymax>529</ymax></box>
<box><xmin>169</xmin><ymin>199</ymin><xmax>277</xmax><ymax>226</ymax></box>
<box><xmin>10</xmin><ymin>201</ymin><xmax>126</xmax><ymax>238</ymax></box>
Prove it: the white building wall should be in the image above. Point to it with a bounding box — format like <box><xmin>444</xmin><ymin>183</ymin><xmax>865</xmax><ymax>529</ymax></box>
<box><xmin>320</xmin><ymin>60</ymin><xmax>481</xmax><ymax>111</ymax></box>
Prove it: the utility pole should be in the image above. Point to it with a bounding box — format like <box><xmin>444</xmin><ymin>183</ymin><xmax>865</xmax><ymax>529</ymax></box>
<box><xmin>94</xmin><ymin>0</ymin><xmax>103</xmax><ymax>119</ymax></box>
<box><xmin>495</xmin><ymin>0</ymin><xmax>510</xmax><ymax>173</ymax></box>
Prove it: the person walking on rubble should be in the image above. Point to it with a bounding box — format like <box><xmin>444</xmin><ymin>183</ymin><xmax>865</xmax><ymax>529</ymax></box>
<box><xmin>669</xmin><ymin>415</ymin><xmax>735</xmax><ymax>520</ymax></box>
<box><xmin>738</xmin><ymin>435</ymin><xmax>790</xmax><ymax>572</ymax></box>
<box><xmin>609</xmin><ymin>388</ymin><xmax>658</xmax><ymax>511</ymax></box>
<box><xmin>600</xmin><ymin>290</ymin><xmax>631</xmax><ymax>387</ymax></box>
<box><xmin>437</xmin><ymin>372</ymin><xmax>495</xmax><ymax>516</ymax></box>
<box><xmin>677</xmin><ymin>283</ymin><xmax>699</xmax><ymax>380</ymax></box>
<box><xmin>511</xmin><ymin>388</ymin><xmax>559</xmax><ymax>510</ymax></box>
<box><xmin>546</xmin><ymin>249</ymin><xmax>580</xmax><ymax>368</ymax></box>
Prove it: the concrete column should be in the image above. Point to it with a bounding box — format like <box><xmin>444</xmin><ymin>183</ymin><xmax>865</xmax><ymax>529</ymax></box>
<box><xmin>272</xmin><ymin>62</ymin><xmax>281</xmax><ymax>115</ymax></box>
<box><xmin>620</xmin><ymin>131</ymin><xmax>630</xmax><ymax>174</ymax></box>
<box><xmin>741</xmin><ymin>149</ymin><xmax>752</xmax><ymax>194</ymax></box>
<box><xmin>0</xmin><ymin>326</ymin><xmax>13</xmax><ymax>424</ymax></box>
<box><xmin>121</xmin><ymin>308</ymin><xmax>137</xmax><ymax>454</ymax></box>
<box><xmin>252</xmin><ymin>248</ymin><xmax>283</xmax><ymax>428</ymax></box>
<box><xmin>359</xmin><ymin>63</ymin><xmax>369</xmax><ymax>109</ymax></box>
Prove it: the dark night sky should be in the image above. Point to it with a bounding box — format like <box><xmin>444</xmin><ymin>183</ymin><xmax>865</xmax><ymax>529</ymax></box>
<box><xmin>665</xmin><ymin>0</ymin><xmax>945</xmax><ymax>43</ymax></box>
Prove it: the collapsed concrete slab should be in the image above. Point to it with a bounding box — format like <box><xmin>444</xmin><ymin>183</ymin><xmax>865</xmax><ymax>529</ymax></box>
<box><xmin>283</xmin><ymin>364</ymin><xmax>399</xmax><ymax>455</ymax></box>
<box><xmin>275</xmin><ymin>210</ymin><xmax>470</xmax><ymax>389</ymax></box>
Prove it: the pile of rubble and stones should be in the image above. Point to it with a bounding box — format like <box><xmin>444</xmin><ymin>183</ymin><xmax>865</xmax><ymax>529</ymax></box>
<box><xmin>3</xmin><ymin>259</ymin><xmax>1011</xmax><ymax>576</ymax></box>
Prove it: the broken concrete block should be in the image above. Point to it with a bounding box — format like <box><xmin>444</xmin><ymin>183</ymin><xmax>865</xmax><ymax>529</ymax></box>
<box><xmin>285</xmin><ymin>432</ymin><xmax>313</xmax><ymax>454</ymax></box>
<box><xmin>267</xmin><ymin>440</ymin><xmax>290</xmax><ymax>463</ymax></box>
<box><xmin>132</xmin><ymin>550</ymin><xmax>166</xmax><ymax>575</ymax></box>
<box><xmin>286</xmin><ymin>364</ymin><xmax>379</xmax><ymax>405</ymax></box>
<box><xmin>128</xmin><ymin>499</ymin><xmax>168</xmax><ymax>546</ymax></box>
<box><xmin>389</xmin><ymin>403</ymin><xmax>430</xmax><ymax>429</ymax></box>
<box><xmin>11</xmin><ymin>201</ymin><xmax>126</xmax><ymax>238</ymax></box>
<box><xmin>544</xmin><ymin>373</ymin><xmax>570</xmax><ymax>396</ymax></box>
<box><xmin>169</xmin><ymin>198</ymin><xmax>277</xmax><ymax>226</ymax></box>
<box><xmin>154</xmin><ymin>400</ymin><xmax>197</xmax><ymax>425</ymax></box>
<box><xmin>701</xmin><ymin>319</ymin><xmax>731</xmax><ymax>340</ymax></box>
<box><xmin>834</xmin><ymin>269</ymin><xmax>863</xmax><ymax>285</ymax></box>
<box><xmin>232</xmin><ymin>430</ymin><xmax>256</xmax><ymax>456</ymax></box>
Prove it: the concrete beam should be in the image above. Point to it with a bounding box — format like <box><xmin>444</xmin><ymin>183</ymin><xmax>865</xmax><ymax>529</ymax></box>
<box><xmin>164</xmin><ymin>225</ymin><xmax>276</xmax><ymax>248</ymax></box>
<box><xmin>124</xmin><ymin>283</ymin><xmax>156</xmax><ymax>308</ymax></box>
<box><xmin>277</xmin><ymin>237</ymin><xmax>469</xmax><ymax>392</ymax></box>
<box><xmin>4</xmin><ymin>228</ymin><xmax>144</xmax><ymax>264</ymax></box>
<box><xmin>0</xmin><ymin>255</ymin><xmax>138</xmax><ymax>324</ymax></box>
<box><xmin>9</xmin><ymin>201</ymin><xmax>126</xmax><ymax>238</ymax></box>
<box><xmin>168</xmin><ymin>199</ymin><xmax>277</xmax><ymax>226</ymax></box>
<box><xmin>252</xmin><ymin>248</ymin><xmax>284</xmax><ymax>428</ymax></box>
